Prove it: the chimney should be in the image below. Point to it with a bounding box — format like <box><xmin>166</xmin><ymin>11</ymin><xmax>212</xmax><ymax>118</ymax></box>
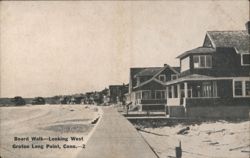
<box><xmin>246</xmin><ymin>21</ymin><xmax>250</xmax><ymax>34</ymax></box>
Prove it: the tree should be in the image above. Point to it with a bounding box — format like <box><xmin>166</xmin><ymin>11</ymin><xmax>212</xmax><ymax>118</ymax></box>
<box><xmin>31</xmin><ymin>97</ymin><xmax>45</xmax><ymax>105</ymax></box>
<box><xmin>11</xmin><ymin>96</ymin><xmax>26</xmax><ymax>106</ymax></box>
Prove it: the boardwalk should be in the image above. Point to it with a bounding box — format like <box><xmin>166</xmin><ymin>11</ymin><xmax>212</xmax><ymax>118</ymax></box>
<box><xmin>77</xmin><ymin>107</ymin><xmax>158</xmax><ymax>158</ymax></box>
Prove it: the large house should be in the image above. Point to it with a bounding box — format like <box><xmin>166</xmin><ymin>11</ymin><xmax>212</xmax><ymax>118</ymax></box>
<box><xmin>166</xmin><ymin>22</ymin><xmax>250</xmax><ymax>118</ymax></box>
<box><xmin>126</xmin><ymin>64</ymin><xmax>180</xmax><ymax>111</ymax></box>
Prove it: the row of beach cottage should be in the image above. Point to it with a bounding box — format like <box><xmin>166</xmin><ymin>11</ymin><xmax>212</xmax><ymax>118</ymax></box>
<box><xmin>122</xmin><ymin>22</ymin><xmax>250</xmax><ymax>118</ymax></box>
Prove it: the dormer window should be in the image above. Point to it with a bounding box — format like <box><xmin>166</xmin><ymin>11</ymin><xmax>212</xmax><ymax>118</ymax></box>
<box><xmin>159</xmin><ymin>75</ymin><xmax>166</xmax><ymax>82</ymax></box>
<box><xmin>241</xmin><ymin>54</ymin><xmax>250</xmax><ymax>66</ymax></box>
<box><xmin>193</xmin><ymin>55</ymin><xmax>212</xmax><ymax>68</ymax></box>
<box><xmin>171</xmin><ymin>74</ymin><xmax>178</xmax><ymax>80</ymax></box>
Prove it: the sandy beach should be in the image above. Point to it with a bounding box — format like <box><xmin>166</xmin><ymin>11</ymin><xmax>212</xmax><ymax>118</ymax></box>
<box><xmin>139</xmin><ymin>120</ymin><xmax>250</xmax><ymax>158</ymax></box>
<box><xmin>0</xmin><ymin>104</ymin><xmax>101</xmax><ymax>158</ymax></box>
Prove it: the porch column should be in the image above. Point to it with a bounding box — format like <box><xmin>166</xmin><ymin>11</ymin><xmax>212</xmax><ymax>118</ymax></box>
<box><xmin>171</xmin><ymin>85</ymin><xmax>175</xmax><ymax>98</ymax></box>
<box><xmin>177</xmin><ymin>84</ymin><xmax>181</xmax><ymax>98</ymax></box>
<box><xmin>166</xmin><ymin>87</ymin><xmax>169</xmax><ymax>99</ymax></box>
<box><xmin>184</xmin><ymin>82</ymin><xmax>188</xmax><ymax>98</ymax></box>
<box><xmin>243</xmin><ymin>81</ymin><xmax>246</xmax><ymax>97</ymax></box>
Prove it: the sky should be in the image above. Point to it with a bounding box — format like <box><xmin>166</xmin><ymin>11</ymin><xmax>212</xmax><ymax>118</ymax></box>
<box><xmin>0</xmin><ymin>1</ymin><xmax>249</xmax><ymax>97</ymax></box>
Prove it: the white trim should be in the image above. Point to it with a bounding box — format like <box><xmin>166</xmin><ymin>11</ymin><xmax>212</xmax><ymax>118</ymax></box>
<box><xmin>133</xmin><ymin>78</ymin><xmax>164</xmax><ymax>89</ymax></box>
<box><xmin>166</xmin><ymin>87</ymin><xmax>169</xmax><ymax>99</ymax></box>
<box><xmin>134</xmin><ymin>64</ymin><xmax>180</xmax><ymax>89</ymax></box>
<box><xmin>177</xmin><ymin>84</ymin><xmax>181</xmax><ymax>98</ymax></box>
<box><xmin>243</xmin><ymin>81</ymin><xmax>246</xmax><ymax>96</ymax></box>
<box><xmin>171</xmin><ymin>74</ymin><xmax>178</xmax><ymax>80</ymax></box>
<box><xmin>193</xmin><ymin>55</ymin><xmax>212</xmax><ymax>69</ymax></box>
<box><xmin>241</xmin><ymin>53</ymin><xmax>250</xmax><ymax>66</ymax></box>
<box><xmin>158</xmin><ymin>74</ymin><xmax>166</xmax><ymax>82</ymax></box>
<box><xmin>206</xmin><ymin>32</ymin><xmax>216</xmax><ymax>48</ymax></box>
<box><xmin>233</xmin><ymin>79</ymin><xmax>250</xmax><ymax>98</ymax></box>
<box><xmin>166</xmin><ymin>76</ymin><xmax>250</xmax><ymax>86</ymax></box>
<box><xmin>152</xmin><ymin>64</ymin><xmax>179</xmax><ymax>79</ymax></box>
<box><xmin>171</xmin><ymin>85</ymin><xmax>175</xmax><ymax>98</ymax></box>
<box><xmin>246</xmin><ymin>81</ymin><xmax>250</xmax><ymax>97</ymax></box>
<box><xmin>212</xmin><ymin>81</ymin><xmax>218</xmax><ymax>97</ymax></box>
<box><xmin>155</xmin><ymin>90</ymin><xmax>166</xmax><ymax>99</ymax></box>
<box><xmin>184</xmin><ymin>82</ymin><xmax>188</xmax><ymax>98</ymax></box>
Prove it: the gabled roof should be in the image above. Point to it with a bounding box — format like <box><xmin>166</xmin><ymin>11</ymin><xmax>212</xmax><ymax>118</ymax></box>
<box><xmin>133</xmin><ymin>78</ymin><xmax>165</xmax><ymax>90</ymax></box>
<box><xmin>129</xmin><ymin>68</ymin><xmax>146</xmax><ymax>88</ymax></box>
<box><xmin>206</xmin><ymin>30</ymin><xmax>249</xmax><ymax>54</ymax></box>
<box><xmin>166</xmin><ymin>74</ymin><xmax>216</xmax><ymax>85</ymax></box>
<box><xmin>133</xmin><ymin>64</ymin><xmax>180</xmax><ymax>89</ymax></box>
<box><xmin>134</xmin><ymin>67</ymin><xmax>162</xmax><ymax>77</ymax></box>
<box><xmin>177</xmin><ymin>47</ymin><xmax>215</xmax><ymax>59</ymax></box>
<box><xmin>172</xmin><ymin>67</ymin><xmax>181</xmax><ymax>73</ymax></box>
<box><xmin>130</xmin><ymin>68</ymin><xmax>146</xmax><ymax>78</ymax></box>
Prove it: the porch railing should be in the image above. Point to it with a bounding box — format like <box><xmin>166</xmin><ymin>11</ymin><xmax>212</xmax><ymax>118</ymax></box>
<box><xmin>139</xmin><ymin>99</ymin><xmax>167</xmax><ymax>104</ymax></box>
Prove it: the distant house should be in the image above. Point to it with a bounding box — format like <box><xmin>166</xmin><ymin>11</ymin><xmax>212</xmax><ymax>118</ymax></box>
<box><xmin>109</xmin><ymin>84</ymin><xmax>128</xmax><ymax>104</ymax></box>
<box><xmin>100</xmin><ymin>88</ymin><xmax>110</xmax><ymax>105</ymax></box>
<box><xmin>126</xmin><ymin>64</ymin><xmax>180</xmax><ymax>111</ymax></box>
<box><xmin>166</xmin><ymin>22</ymin><xmax>250</xmax><ymax>118</ymax></box>
<box><xmin>85</xmin><ymin>92</ymin><xmax>95</xmax><ymax>104</ymax></box>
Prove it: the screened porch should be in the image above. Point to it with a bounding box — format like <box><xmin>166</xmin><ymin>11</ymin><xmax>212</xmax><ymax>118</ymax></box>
<box><xmin>167</xmin><ymin>80</ymin><xmax>219</xmax><ymax>106</ymax></box>
<box><xmin>134</xmin><ymin>90</ymin><xmax>166</xmax><ymax>105</ymax></box>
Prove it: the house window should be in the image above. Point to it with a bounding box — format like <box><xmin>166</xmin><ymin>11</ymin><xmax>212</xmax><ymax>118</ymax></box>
<box><xmin>202</xmin><ymin>82</ymin><xmax>212</xmax><ymax>97</ymax></box>
<box><xmin>156</xmin><ymin>91</ymin><xmax>161</xmax><ymax>99</ymax></box>
<box><xmin>171</xmin><ymin>74</ymin><xmax>178</xmax><ymax>80</ymax></box>
<box><xmin>245</xmin><ymin>81</ymin><xmax>250</xmax><ymax>96</ymax></box>
<box><xmin>151</xmin><ymin>92</ymin><xmax>156</xmax><ymax>99</ymax></box>
<box><xmin>181</xmin><ymin>57</ymin><xmax>190</xmax><ymax>72</ymax></box>
<box><xmin>234</xmin><ymin>81</ymin><xmax>243</xmax><ymax>96</ymax></box>
<box><xmin>173</xmin><ymin>85</ymin><xmax>178</xmax><ymax>98</ymax></box>
<box><xmin>155</xmin><ymin>91</ymin><xmax>166</xmax><ymax>99</ymax></box>
<box><xmin>241</xmin><ymin>54</ymin><xmax>250</xmax><ymax>66</ymax></box>
<box><xmin>142</xmin><ymin>91</ymin><xmax>151</xmax><ymax>100</ymax></box>
<box><xmin>234</xmin><ymin>80</ymin><xmax>250</xmax><ymax>97</ymax></box>
<box><xmin>200</xmin><ymin>56</ymin><xmax>205</xmax><ymax>67</ymax></box>
<box><xmin>207</xmin><ymin>56</ymin><xmax>212</xmax><ymax>67</ymax></box>
<box><xmin>162</xmin><ymin>91</ymin><xmax>166</xmax><ymax>99</ymax></box>
<box><xmin>193</xmin><ymin>55</ymin><xmax>212</xmax><ymax>68</ymax></box>
<box><xmin>159</xmin><ymin>75</ymin><xmax>166</xmax><ymax>82</ymax></box>
<box><xmin>168</xmin><ymin>87</ymin><xmax>172</xmax><ymax>98</ymax></box>
<box><xmin>136</xmin><ymin>92</ymin><xmax>142</xmax><ymax>99</ymax></box>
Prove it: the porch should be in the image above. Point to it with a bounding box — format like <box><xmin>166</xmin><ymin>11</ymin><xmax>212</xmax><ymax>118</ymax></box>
<box><xmin>166</xmin><ymin>80</ymin><xmax>220</xmax><ymax>117</ymax></box>
<box><xmin>134</xmin><ymin>90</ymin><xmax>166</xmax><ymax>111</ymax></box>
<box><xmin>166</xmin><ymin>80</ymin><xmax>219</xmax><ymax>107</ymax></box>
<box><xmin>166</xmin><ymin>78</ymin><xmax>250</xmax><ymax>118</ymax></box>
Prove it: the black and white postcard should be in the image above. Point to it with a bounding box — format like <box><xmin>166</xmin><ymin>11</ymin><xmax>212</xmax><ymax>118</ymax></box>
<box><xmin>0</xmin><ymin>1</ymin><xmax>249</xmax><ymax>158</ymax></box>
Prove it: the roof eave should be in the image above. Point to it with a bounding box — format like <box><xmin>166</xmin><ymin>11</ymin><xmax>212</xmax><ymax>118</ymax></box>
<box><xmin>176</xmin><ymin>51</ymin><xmax>214</xmax><ymax>59</ymax></box>
<box><xmin>133</xmin><ymin>78</ymin><xmax>165</xmax><ymax>89</ymax></box>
